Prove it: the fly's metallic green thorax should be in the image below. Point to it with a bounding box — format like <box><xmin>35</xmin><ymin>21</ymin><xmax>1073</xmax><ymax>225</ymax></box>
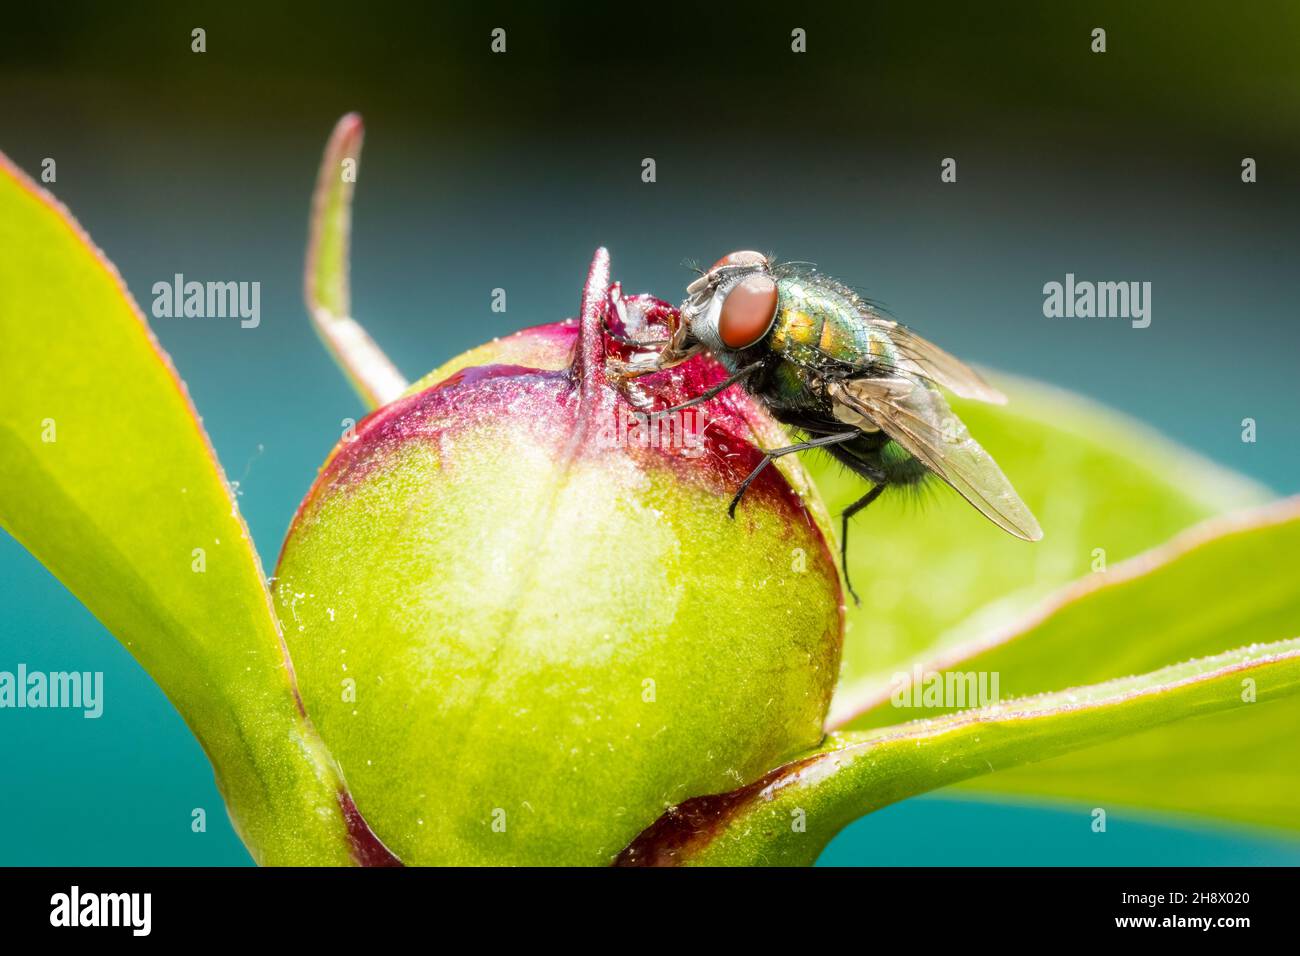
<box><xmin>768</xmin><ymin>271</ymin><xmax>896</xmax><ymax>373</ymax></box>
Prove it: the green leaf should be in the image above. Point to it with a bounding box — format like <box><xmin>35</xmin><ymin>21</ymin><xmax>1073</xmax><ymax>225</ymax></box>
<box><xmin>834</xmin><ymin>498</ymin><xmax>1300</xmax><ymax>728</ymax></box>
<box><xmin>0</xmin><ymin>153</ymin><xmax>359</xmax><ymax>864</ymax></box>
<box><xmin>912</xmin><ymin>500</ymin><xmax>1300</xmax><ymax>831</ymax></box>
<box><xmin>955</xmin><ymin>698</ymin><xmax>1300</xmax><ymax>832</ymax></box>
<box><xmin>618</xmin><ymin>638</ymin><xmax>1300</xmax><ymax>866</ymax></box>
<box><xmin>813</xmin><ymin>374</ymin><xmax>1270</xmax><ymax>722</ymax></box>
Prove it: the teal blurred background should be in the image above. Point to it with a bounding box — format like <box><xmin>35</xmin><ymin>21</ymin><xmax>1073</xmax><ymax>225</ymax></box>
<box><xmin>2</xmin><ymin>1</ymin><xmax>1298</xmax><ymax>864</ymax></box>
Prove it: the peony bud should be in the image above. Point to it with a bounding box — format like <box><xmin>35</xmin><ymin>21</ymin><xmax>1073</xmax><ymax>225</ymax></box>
<box><xmin>273</xmin><ymin>249</ymin><xmax>843</xmax><ymax>865</ymax></box>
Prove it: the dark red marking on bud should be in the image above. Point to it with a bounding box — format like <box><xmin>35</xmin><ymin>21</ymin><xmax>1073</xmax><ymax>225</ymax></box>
<box><xmin>613</xmin><ymin>750</ymin><xmax>821</xmax><ymax>866</ymax></box>
<box><xmin>430</xmin><ymin>363</ymin><xmax>555</xmax><ymax>393</ymax></box>
<box><xmin>338</xmin><ymin>789</ymin><xmax>403</xmax><ymax>866</ymax></box>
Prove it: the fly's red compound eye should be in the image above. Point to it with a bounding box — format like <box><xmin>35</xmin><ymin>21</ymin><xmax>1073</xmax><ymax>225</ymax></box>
<box><xmin>718</xmin><ymin>273</ymin><xmax>779</xmax><ymax>349</ymax></box>
<box><xmin>710</xmin><ymin>250</ymin><xmax>768</xmax><ymax>272</ymax></box>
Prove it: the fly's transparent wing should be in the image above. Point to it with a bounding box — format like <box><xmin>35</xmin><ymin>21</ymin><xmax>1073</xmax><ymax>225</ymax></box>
<box><xmin>830</xmin><ymin>376</ymin><xmax>1042</xmax><ymax>541</ymax></box>
<box><xmin>867</xmin><ymin>319</ymin><xmax>1006</xmax><ymax>404</ymax></box>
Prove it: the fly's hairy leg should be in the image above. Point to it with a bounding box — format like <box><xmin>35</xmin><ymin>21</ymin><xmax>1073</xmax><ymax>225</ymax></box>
<box><xmin>839</xmin><ymin>483</ymin><xmax>887</xmax><ymax>606</ymax></box>
<box><xmin>727</xmin><ymin>430</ymin><xmax>862</xmax><ymax>518</ymax></box>
<box><xmin>653</xmin><ymin>360</ymin><xmax>767</xmax><ymax>416</ymax></box>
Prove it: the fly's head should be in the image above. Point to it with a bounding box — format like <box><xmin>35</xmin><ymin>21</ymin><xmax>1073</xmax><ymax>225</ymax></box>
<box><xmin>682</xmin><ymin>250</ymin><xmax>780</xmax><ymax>358</ymax></box>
